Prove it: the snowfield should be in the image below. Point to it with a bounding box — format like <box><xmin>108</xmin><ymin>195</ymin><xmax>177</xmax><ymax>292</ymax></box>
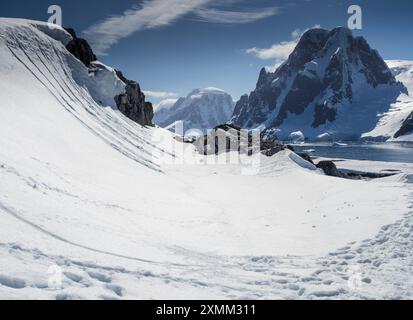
<box><xmin>0</xmin><ymin>19</ymin><xmax>412</xmax><ymax>300</ymax></box>
<box><xmin>363</xmin><ymin>60</ymin><xmax>413</xmax><ymax>141</ymax></box>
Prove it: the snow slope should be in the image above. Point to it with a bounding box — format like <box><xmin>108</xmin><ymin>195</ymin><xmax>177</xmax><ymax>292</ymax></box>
<box><xmin>154</xmin><ymin>87</ymin><xmax>235</xmax><ymax>135</ymax></box>
<box><xmin>363</xmin><ymin>60</ymin><xmax>413</xmax><ymax>141</ymax></box>
<box><xmin>0</xmin><ymin>19</ymin><xmax>412</xmax><ymax>300</ymax></box>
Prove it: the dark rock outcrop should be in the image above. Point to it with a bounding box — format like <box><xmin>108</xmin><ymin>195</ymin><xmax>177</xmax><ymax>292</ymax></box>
<box><xmin>345</xmin><ymin>171</ymin><xmax>396</xmax><ymax>180</ymax></box>
<box><xmin>114</xmin><ymin>70</ymin><xmax>154</xmax><ymax>126</ymax></box>
<box><xmin>193</xmin><ymin>124</ymin><xmax>288</xmax><ymax>156</ymax></box>
<box><xmin>64</xmin><ymin>28</ymin><xmax>97</xmax><ymax>66</ymax></box>
<box><xmin>63</xmin><ymin>28</ymin><xmax>153</xmax><ymax>127</ymax></box>
<box><xmin>115</xmin><ymin>70</ymin><xmax>134</xmax><ymax>85</ymax></box>
<box><xmin>316</xmin><ymin>161</ymin><xmax>342</xmax><ymax>177</ymax></box>
<box><xmin>260</xmin><ymin>139</ymin><xmax>288</xmax><ymax>157</ymax></box>
<box><xmin>394</xmin><ymin>111</ymin><xmax>413</xmax><ymax>138</ymax></box>
<box><xmin>316</xmin><ymin>160</ymin><xmax>396</xmax><ymax>180</ymax></box>
<box><xmin>115</xmin><ymin>82</ymin><xmax>154</xmax><ymax>127</ymax></box>
<box><xmin>297</xmin><ymin>153</ymin><xmax>314</xmax><ymax>165</ymax></box>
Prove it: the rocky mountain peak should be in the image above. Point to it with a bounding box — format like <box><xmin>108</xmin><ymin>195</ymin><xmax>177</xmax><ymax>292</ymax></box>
<box><xmin>288</xmin><ymin>28</ymin><xmax>329</xmax><ymax>70</ymax></box>
<box><xmin>230</xmin><ymin>27</ymin><xmax>407</xmax><ymax>141</ymax></box>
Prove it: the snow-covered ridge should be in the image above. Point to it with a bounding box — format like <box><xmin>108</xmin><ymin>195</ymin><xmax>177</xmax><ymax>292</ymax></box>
<box><xmin>154</xmin><ymin>87</ymin><xmax>235</xmax><ymax>134</ymax></box>
<box><xmin>0</xmin><ymin>18</ymin><xmax>161</xmax><ymax>170</ymax></box>
<box><xmin>363</xmin><ymin>60</ymin><xmax>413</xmax><ymax>141</ymax></box>
<box><xmin>0</xmin><ymin>18</ymin><xmax>73</xmax><ymax>45</ymax></box>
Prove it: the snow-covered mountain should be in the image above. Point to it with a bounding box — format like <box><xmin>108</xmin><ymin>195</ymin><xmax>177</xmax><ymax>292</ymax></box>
<box><xmin>0</xmin><ymin>18</ymin><xmax>412</xmax><ymax>300</ymax></box>
<box><xmin>154</xmin><ymin>87</ymin><xmax>235</xmax><ymax>134</ymax></box>
<box><xmin>374</xmin><ymin>60</ymin><xmax>413</xmax><ymax>142</ymax></box>
<box><xmin>230</xmin><ymin>27</ymin><xmax>412</xmax><ymax>141</ymax></box>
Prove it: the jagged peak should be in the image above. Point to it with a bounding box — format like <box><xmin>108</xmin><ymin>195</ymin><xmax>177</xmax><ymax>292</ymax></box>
<box><xmin>328</xmin><ymin>27</ymin><xmax>353</xmax><ymax>38</ymax></box>
<box><xmin>299</xmin><ymin>28</ymin><xmax>330</xmax><ymax>43</ymax></box>
<box><xmin>257</xmin><ymin>67</ymin><xmax>270</xmax><ymax>87</ymax></box>
<box><xmin>231</xmin><ymin>25</ymin><xmax>406</xmax><ymax>139</ymax></box>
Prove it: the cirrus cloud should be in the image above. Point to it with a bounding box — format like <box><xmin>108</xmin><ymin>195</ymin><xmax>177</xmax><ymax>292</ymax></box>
<box><xmin>83</xmin><ymin>0</ymin><xmax>281</xmax><ymax>56</ymax></box>
<box><xmin>194</xmin><ymin>7</ymin><xmax>280</xmax><ymax>24</ymax></box>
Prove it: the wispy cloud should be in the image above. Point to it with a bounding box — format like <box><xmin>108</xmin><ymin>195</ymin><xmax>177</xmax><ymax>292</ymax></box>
<box><xmin>194</xmin><ymin>7</ymin><xmax>280</xmax><ymax>24</ymax></box>
<box><xmin>246</xmin><ymin>40</ymin><xmax>297</xmax><ymax>60</ymax></box>
<box><xmin>154</xmin><ymin>98</ymin><xmax>179</xmax><ymax>111</ymax></box>
<box><xmin>83</xmin><ymin>0</ymin><xmax>280</xmax><ymax>55</ymax></box>
<box><xmin>246</xmin><ymin>25</ymin><xmax>321</xmax><ymax>71</ymax></box>
<box><xmin>83</xmin><ymin>0</ymin><xmax>210</xmax><ymax>55</ymax></box>
<box><xmin>144</xmin><ymin>90</ymin><xmax>177</xmax><ymax>99</ymax></box>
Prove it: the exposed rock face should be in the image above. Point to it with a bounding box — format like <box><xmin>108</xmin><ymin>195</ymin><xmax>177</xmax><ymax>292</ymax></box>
<box><xmin>316</xmin><ymin>161</ymin><xmax>342</xmax><ymax>178</ymax></box>
<box><xmin>114</xmin><ymin>70</ymin><xmax>154</xmax><ymax>126</ymax></box>
<box><xmin>394</xmin><ymin>111</ymin><xmax>413</xmax><ymax>138</ymax></box>
<box><xmin>297</xmin><ymin>153</ymin><xmax>314</xmax><ymax>165</ymax></box>
<box><xmin>115</xmin><ymin>81</ymin><xmax>154</xmax><ymax>127</ymax></box>
<box><xmin>114</xmin><ymin>70</ymin><xmax>133</xmax><ymax>85</ymax></box>
<box><xmin>193</xmin><ymin>124</ymin><xmax>287</xmax><ymax>156</ymax></box>
<box><xmin>230</xmin><ymin>27</ymin><xmax>406</xmax><ymax>141</ymax></box>
<box><xmin>63</xmin><ymin>28</ymin><xmax>153</xmax><ymax>127</ymax></box>
<box><xmin>64</xmin><ymin>28</ymin><xmax>97</xmax><ymax>66</ymax></box>
<box><xmin>316</xmin><ymin>160</ymin><xmax>396</xmax><ymax>180</ymax></box>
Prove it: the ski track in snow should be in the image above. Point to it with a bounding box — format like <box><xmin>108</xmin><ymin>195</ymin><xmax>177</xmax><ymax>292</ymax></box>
<box><xmin>0</xmin><ymin>152</ymin><xmax>412</xmax><ymax>299</ymax></box>
<box><xmin>0</xmin><ymin>19</ymin><xmax>412</xmax><ymax>300</ymax></box>
<box><xmin>1</xmin><ymin>203</ymin><xmax>412</xmax><ymax>300</ymax></box>
<box><xmin>4</xmin><ymin>31</ymin><xmax>161</xmax><ymax>172</ymax></box>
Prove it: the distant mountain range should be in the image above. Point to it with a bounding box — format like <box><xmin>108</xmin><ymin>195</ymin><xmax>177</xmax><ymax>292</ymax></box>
<box><xmin>229</xmin><ymin>27</ymin><xmax>413</xmax><ymax>142</ymax></box>
<box><xmin>154</xmin><ymin>87</ymin><xmax>235</xmax><ymax>135</ymax></box>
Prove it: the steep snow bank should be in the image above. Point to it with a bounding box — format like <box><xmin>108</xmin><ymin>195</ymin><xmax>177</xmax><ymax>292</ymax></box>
<box><xmin>363</xmin><ymin>60</ymin><xmax>413</xmax><ymax>141</ymax></box>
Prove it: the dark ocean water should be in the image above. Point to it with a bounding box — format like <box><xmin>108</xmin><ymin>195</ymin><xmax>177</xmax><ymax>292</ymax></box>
<box><xmin>293</xmin><ymin>142</ymin><xmax>413</xmax><ymax>163</ymax></box>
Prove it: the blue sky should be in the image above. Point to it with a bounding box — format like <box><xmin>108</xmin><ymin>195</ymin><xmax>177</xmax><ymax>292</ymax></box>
<box><xmin>1</xmin><ymin>0</ymin><xmax>412</xmax><ymax>105</ymax></box>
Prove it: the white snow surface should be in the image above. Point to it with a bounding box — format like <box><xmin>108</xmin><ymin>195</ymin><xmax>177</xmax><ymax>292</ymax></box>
<box><xmin>0</xmin><ymin>19</ymin><xmax>412</xmax><ymax>300</ymax></box>
<box><xmin>363</xmin><ymin>60</ymin><xmax>413</xmax><ymax>141</ymax></box>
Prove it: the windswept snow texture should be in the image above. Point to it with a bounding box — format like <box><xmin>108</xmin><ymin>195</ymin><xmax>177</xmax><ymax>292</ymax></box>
<box><xmin>0</xmin><ymin>19</ymin><xmax>412</xmax><ymax>300</ymax></box>
<box><xmin>154</xmin><ymin>87</ymin><xmax>235</xmax><ymax>135</ymax></box>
